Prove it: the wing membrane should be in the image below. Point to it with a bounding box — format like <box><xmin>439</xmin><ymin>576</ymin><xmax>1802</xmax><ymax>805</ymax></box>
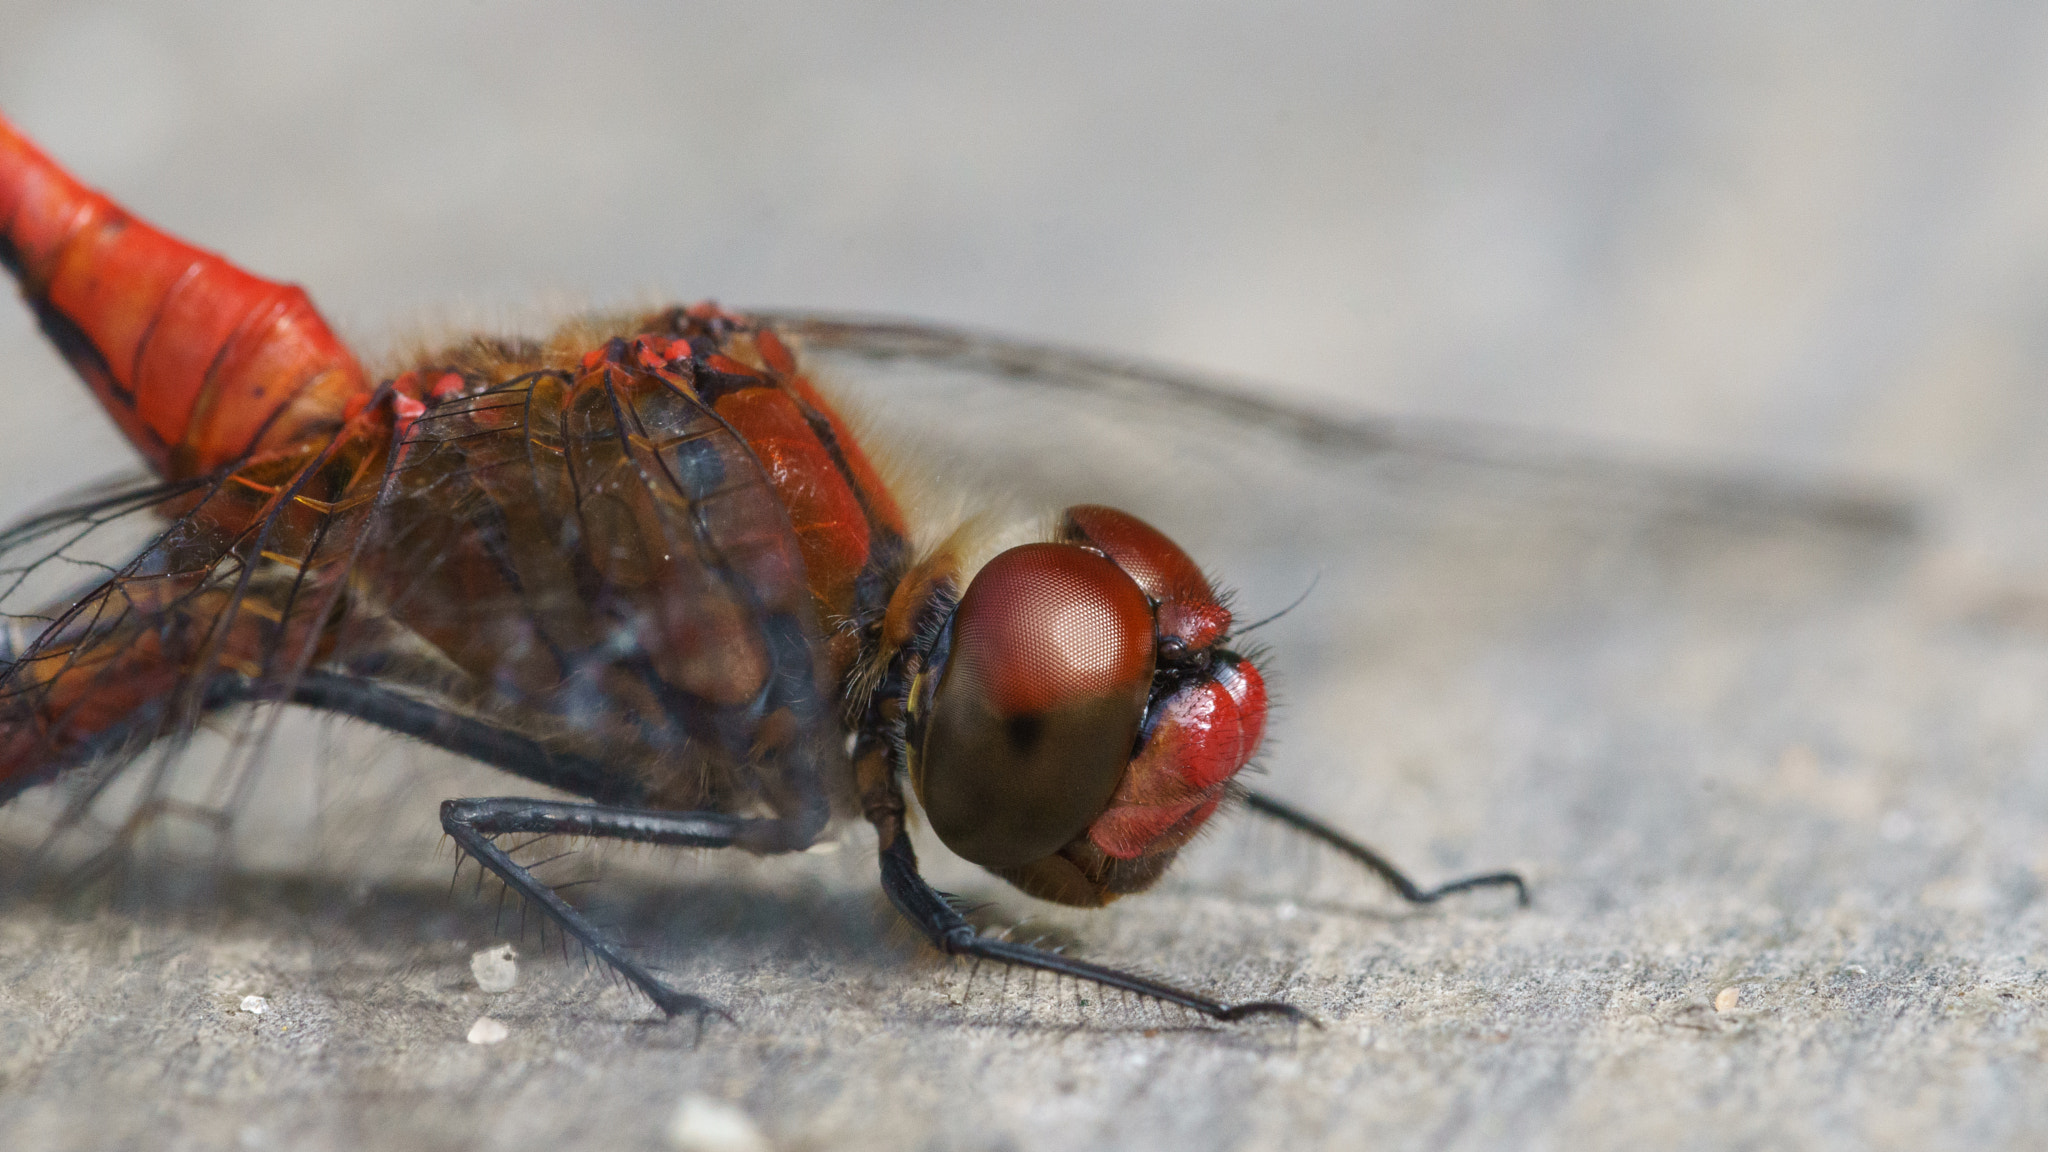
<box><xmin>762</xmin><ymin>312</ymin><xmax>1915</xmax><ymax>537</ymax></box>
<box><xmin>0</xmin><ymin>359</ymin><xmax>839</xmax><ymax>863</ymax></box>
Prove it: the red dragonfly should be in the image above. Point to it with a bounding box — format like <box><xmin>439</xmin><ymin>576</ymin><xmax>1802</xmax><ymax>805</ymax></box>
<box><xmin>0</xmin><ymin>112</ymin><xmax>1524</xmax><ymax>1024</ymax></box>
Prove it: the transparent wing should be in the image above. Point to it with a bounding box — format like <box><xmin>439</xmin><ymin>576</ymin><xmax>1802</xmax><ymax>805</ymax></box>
<box><xmin>0</xmin><ymin>363</ymin><xmax>840</xmax><ymax>875</ymax></box>
<box><xmin>0</xmin><ymin>428</ymin><xmax>381</xmax><ymax>866</ymax></box>
<box><xmin>765</xmin><ymin>313</ymin><xmax>1911</xmax><ymax>535</ymax></box>
<box><xmin>766</xmin><ymin>314</ymin><xmax>1915</xmax><ymax>638</ymax></box>
<box><xmin>0</xmin><ymin>473</ymin><xmax>237</xmax><ymax>805</ymax></box>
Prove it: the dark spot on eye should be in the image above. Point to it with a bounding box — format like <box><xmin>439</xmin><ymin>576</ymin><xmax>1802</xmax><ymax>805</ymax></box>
<box><xmin>1005</xmin><ymin>714</ymin><xmax>1043</xmax><ymax>753</ymax></box>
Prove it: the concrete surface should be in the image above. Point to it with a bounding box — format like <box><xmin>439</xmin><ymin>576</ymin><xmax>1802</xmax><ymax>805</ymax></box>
<box><xmin>5</xmin><ymin>4</ymin><xmax>2048</xmax><ymax>1151</ymax></box>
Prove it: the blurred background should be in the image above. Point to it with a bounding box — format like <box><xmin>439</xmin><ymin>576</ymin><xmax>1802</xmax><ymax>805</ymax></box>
<box><xmin>6</xmin><ymin>2</ymin><xmax>2048</xmax><ymax>565</ymax></box>
<box><xmin>8</xmin><ymin>6</ymin><xmax>2048</xmax><ymax>1150</ymax></box>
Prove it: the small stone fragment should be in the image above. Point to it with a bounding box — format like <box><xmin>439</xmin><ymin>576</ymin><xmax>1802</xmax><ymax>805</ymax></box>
<box><xmin>1714</xmin><ymin>986</ymin><xmax>1740</xmax><ymax>1013</ymax></box>
<box><xmin>666</xmin><ymin>1095</ymin><xmax>770</xmax><ymax>1152</ymax></box>
<box><xmin>467</xmin><ymin>1016</ymin><xmax>510</xmax><ymax>1045</ymax></box>
<box><xmin>471</xmin><ymin>944</ymin><xmax>518</xmax><ymax>993</ymax></box>
<box><xmin>239</xmin><ymin>995</ymin><xmax>269</xmax><ymax>1016</ymax></box>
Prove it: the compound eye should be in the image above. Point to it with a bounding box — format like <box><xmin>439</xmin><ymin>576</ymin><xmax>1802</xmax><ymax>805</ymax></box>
<box><xmin>1060</xmin><ymin>505</ymin><xmax>1231</xmax><ymax>650</ymax></box>
<box><xmin>915</xmin><ymin>543</ymin><xmax>1156</xmax><ymax>868</ymax></box>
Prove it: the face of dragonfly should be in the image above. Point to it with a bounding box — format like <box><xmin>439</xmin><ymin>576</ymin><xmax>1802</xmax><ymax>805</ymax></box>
<box><xmin>904</xmin><ymin>503</ymin><xmax>1267</xmax><ymax>907</ymax></box>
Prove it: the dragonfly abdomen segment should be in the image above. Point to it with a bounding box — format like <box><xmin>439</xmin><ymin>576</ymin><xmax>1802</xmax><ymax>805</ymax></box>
<box><xmin>0</xmin><ymin>112</ymin><xmax>370</xmax><ymax>481</ymax></box>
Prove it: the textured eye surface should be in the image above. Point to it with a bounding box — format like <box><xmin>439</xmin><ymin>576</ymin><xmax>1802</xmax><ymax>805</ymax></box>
<box><xmin>1060</xmin><ymin>505</ymin><xmax>1211</xmax><ymax>604</ymax></box>
<box><xmin>915</xmin><ymin>543</ymin><xmax>1155</xmax><ymax>867</ymax></box>
<box><xmin>1061</xmin><ymin>504</ymin><xmax>1230</xmax><ymax>649</ymax></box>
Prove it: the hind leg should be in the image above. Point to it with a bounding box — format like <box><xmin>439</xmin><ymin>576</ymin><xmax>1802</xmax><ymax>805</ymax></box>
<box><xmin>439</xmin><ymin>798</ymin><xmax>806</xmax><ymax>1020</ymax></box>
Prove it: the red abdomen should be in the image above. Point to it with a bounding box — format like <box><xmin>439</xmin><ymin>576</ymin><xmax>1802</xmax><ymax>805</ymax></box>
<box><xmin>0</xmin><ymin>112</ymin><xmax>369</xmax><ymax>481</ymax></box>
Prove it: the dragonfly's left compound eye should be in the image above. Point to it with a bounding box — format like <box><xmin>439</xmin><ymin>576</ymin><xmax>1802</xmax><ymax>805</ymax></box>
<box><xmin>914</xmin><ymin>543</ymin><xmax>1156</xmax><ymax>868</ymax></box>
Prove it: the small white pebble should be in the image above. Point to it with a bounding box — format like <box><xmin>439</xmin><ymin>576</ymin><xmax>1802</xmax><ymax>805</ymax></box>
<box><xmin>471</xmin><ymin>944</ymin><xmax>519</xmax><ymax>993</ymax></box>
<box><xmin>666</xmin><ymin>1095</ymin><xmax>769</xmax><ymax>1152</ymax></box>
<box><xmin>467</xmin><ymin>1016</ymin><xmax>510</xmax><ymax>1045</ymax></box>
<box><xmin>239</xmin><ymin>995</ymin><xmax>269</xmax><ymax>1016</ymax></box>
<box><xmin>1714</xmin><ymin>987</ymin><xmax>1740</xmax><ymax>1013</ymax></box>
<box><xmin>1274</xmin><ymin>901</ymin><xmax>1299</xmax><ymax>922</ymax></box>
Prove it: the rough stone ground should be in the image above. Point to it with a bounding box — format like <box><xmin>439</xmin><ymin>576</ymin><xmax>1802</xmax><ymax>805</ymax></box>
<box><xmin>6</xmin><ymin>5</ymin><xmax>2048</xmax><ymax>1151</ymax></box>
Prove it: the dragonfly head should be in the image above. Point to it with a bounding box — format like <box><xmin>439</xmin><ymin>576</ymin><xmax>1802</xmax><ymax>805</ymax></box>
<box><xmin>908</xmin><ymin>505</ymin><xmax>1267</xmax><ymax>907</ymax></box>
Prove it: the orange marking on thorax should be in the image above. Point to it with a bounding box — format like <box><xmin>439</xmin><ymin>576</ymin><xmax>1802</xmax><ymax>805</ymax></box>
<box><xmin>776</xmin><ymin>369</ymin><xmax>905</xmax><ymax>538</ymax></box>
<box><xmin>714</xmin><ymin>386</ymin><xmax>871</xmax><ymax>618</ymax></box>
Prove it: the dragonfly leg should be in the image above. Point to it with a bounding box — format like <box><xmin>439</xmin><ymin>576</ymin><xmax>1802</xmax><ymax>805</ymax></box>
<box><xmin>288</xmin><ymin>673</ymin><xmax>646</xmax><ymax>805</ymax></box>
<box><xmin>1242</xmin><ymin>790</ymin><xmax>1529</xmax><ymax>907</ymax></box>
<box><xmin>439</xmin><ymin>797</ymin><xmax>793</xmax><ymax>1020</ymax></box>
<box><xmin>874</xmin><ymin>827</ymin><xmax>1311</xmax><ymax>1025</ymax></box>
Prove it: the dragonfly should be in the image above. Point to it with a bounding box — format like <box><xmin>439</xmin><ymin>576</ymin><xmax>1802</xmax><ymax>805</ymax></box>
<box><xmin>0</xmin><ymin>111</ymin><xmax>1529</xmax><ymax>1025</ymax></box>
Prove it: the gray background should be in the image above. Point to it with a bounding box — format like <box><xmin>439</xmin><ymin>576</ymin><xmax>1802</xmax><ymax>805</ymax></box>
<box><xmin>4</xmin><ymin>3</ymin><xmax>2048</xmax><ymax>1150</ymax></box>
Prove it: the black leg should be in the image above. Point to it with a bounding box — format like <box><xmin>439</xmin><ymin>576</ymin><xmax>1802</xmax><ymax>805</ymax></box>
<box><xmin>439</xmin><ymin>797</ymin><xmax>794</xmax><ymax>1020</ymax></box>
<box><xmin>876</xmin><ymin>829</ymin><xmax>1311</xmax><ymax>1025</ymax></box>
<box><xmin>1243</xmin><ymin>790</ymin><xmax>1529</xmax><ymax>908</ymax></box>
<box><xmin>288</xmin><ymin>672</ymin><xmax>649</xmax><ymax>806</ymax></box>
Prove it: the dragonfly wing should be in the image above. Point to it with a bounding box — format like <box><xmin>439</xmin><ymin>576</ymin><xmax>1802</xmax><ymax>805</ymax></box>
<box><xmin>0</xmin><ymin>476</ymin><xmax>231</xmax><ymax>806</ymax></box>
<box><xmin>765</xmin><ymin>314</ymin><xmax>1920</xmax><ymax>645</ymax></box>
<box><xmin>0</xmin><ymin>416</ymin><xmax>394</xmax><ymax>842</ymax></box>
<box><xmin>762</xmin><ymin>313</ymin><xmax>1914</xmax><ymax>538</ymax></box>
<box><xmin>1</xmin><ymin>356</ymin><xmax>840</xmax><ymax>857</ymax></box>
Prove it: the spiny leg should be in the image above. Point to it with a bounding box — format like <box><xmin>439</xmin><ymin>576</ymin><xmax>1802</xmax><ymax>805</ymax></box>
<box><xmin>280</xmin><ymin>676</ymin><xmax>815</xmax><ymax>1019</ymax></box>
<box><xmin>439</xmin><ymin>797</ymin><xmax>796</xmax><ymax>1020</ymax></box>
<box><xmin>1242</xmin><ymin>790</ymin><xmax>1529</xmax><ymax>907</ymax></box>
<box><xmin>875</xmin><ymin>828</ymin><xmax>1310</xmax><ymax>1025</ymax></box>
